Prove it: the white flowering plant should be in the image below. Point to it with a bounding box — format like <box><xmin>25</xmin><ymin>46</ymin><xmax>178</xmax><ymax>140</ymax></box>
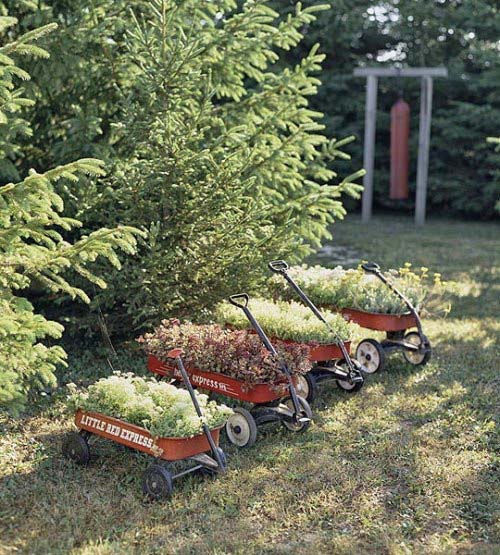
<box><xmin>215</xmin><ymin>298</ymin><xmax>352</xmax><ymax>343</ymax></box>
<box><xmin>269</xmin><ymin>264</ymin><xmax>448</xmax><ymax>315</ymax></box>
<box><xmin>67</xmin><ymin>373</ymin><xmax>232</xmax><ymax>438</ymax></box>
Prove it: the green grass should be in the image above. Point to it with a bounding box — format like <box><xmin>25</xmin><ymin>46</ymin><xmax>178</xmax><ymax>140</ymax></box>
<box><xmin>1</xmin><ymin>215</ymin><xmax>499</xmax><ymax>554</ymax></box>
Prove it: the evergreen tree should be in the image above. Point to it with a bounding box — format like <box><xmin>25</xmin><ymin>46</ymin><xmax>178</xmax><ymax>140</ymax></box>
<box><xmin>0</xmin><ymin>0</ymin><xmax>131</xmax><ymax>214</ymax></box>
<box><xmin>0</xmin><ymin>15</ymin><xmax>139</xmax><ymax>413</ymax></box>
<box><xmin>87</xmin><ymin>0</ymin><xmax>363</xmax><ymax>325</ymax></box>
<box><xmin>272</xmin><ymin>0</ymin><xmax>500</xmax><ymax>218</ymax></box>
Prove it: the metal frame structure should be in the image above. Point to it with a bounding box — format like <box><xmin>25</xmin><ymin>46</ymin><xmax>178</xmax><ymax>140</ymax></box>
<box><xmin>353</xmin><ymin>67</ymin><xmax>448</xmax><ymax>225</ymax></box>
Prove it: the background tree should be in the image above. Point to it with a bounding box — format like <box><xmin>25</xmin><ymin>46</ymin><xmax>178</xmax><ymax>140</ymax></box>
<box><xmin>0</xmin><ymin>1</ymin><xmax>363</xmax><ymax>331</ymax></box>
<box><xmin>0</xmin><ymin>14</ymin><xmax>139</xmax><ymax>412</ymax></box>
<box><xmin>88</xmin><ymin>0</ymin><xmax>363</xmax><ymax>326</ymax></box>
<box><xmin>272</xmin><ymin>0</ymin><xmax>500</xmax><ymax>218</ymax></box>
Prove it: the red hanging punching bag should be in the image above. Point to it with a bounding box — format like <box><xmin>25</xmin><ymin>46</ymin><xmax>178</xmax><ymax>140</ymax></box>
<box><xmin>390</xmin><ymin>97</ymin><xmax>410</xmax><ymax>199</ymax></box>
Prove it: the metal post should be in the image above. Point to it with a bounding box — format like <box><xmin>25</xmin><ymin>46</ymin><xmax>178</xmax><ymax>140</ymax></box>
<box><xmin>361</xmin><ymin>75</ymin><xmax>378</xmax><ymax>223</ymax></box>
<box><xmin>415</xmin><ymin>76</ymin><xmax>433</xmax><ymax>226</ymax></box>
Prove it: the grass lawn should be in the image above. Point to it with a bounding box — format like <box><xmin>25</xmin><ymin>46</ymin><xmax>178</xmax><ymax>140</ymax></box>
<box><xmin>1</xmin><ymin>215</ymin><xmax>499</xmax><ymax>554</ymax></box>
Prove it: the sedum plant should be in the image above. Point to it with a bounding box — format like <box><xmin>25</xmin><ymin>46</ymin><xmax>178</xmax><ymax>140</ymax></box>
<box><xmin>269</xmin><ymin>264</ymin><xmax>447</xmax><ymax>315</ymax></box>
<box><xmin>215</xmin><ymin>298</ymin><xmax>352</xmax><ymax>343</ymax></box>
<box><xmin>68</xmin><ymin>373</ymin><xmax>232</xmax><ymax>438</ymax></box>
<box><xmin>138</xmin><ymin>320</ymin><xmax>311</xmax><ymax>388</ymax></box>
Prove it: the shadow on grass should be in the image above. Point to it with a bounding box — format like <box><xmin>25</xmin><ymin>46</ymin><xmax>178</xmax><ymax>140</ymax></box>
<box><xmin>1</xmin><ymin>364</ymin><xmax>498</xmax><ymax>555</ymax></box>
<box><xmin>445</xmin><ymin>265</ymin><xmax>499</xmax><ymax>320</ymax></box>
<box><xmin>2</xmin><ymin>308</ymin><xmax>499</xmax><ymax>552</ymax></box>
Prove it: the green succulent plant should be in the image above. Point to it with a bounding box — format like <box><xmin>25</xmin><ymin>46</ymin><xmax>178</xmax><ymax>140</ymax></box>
<box><xmin>67</xmin><ymin>373</ymin><xmax>233</xmax><ymax>439</ymax></box>
<box><xmin>215</xmin><ymin>298</ymin><xmax>352</xmax><ymax>343</ymax></box>
<box><xmin>269</xmin><ymin>264</ymin><xmax>448</xmax><ymax>315</ymax></box>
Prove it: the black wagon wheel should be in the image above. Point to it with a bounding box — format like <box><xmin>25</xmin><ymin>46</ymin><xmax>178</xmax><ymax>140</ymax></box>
<box><xmin>336</xmin><ymin>362</ymin><xmax>365</xmax><ymax>393</ymax></box>
<box><xmin>403</xmin><ymin>332</ymin><xmax>432</xmax><ymax>366</ymax></box>
<box><xmin>281</xmin><ymin>396</ymin><xmax>312</xmax><ymax>433</ymax></box>
<box><xmin>225</xmin><ymin>407</ymin><xmax>258</xmax><ymax>448</ymax></box>
<box><xmin>62</xmin><ymin>431</ymin><xmax>91</xmax><ymax>465</ymax></box>
<box><xmin>294</xmin><ymin>372</ymin><xmax>318</xmax><ymax>403</ymax></box>
<box><xmin>142</xmin><ymin>463</ymin><xmax>174</xmax><ymax>501</ymax></box>
<box><xmin>355</xmin><ymin>338</ymin><xmax>386</xmax><ymax>373</ymax></box>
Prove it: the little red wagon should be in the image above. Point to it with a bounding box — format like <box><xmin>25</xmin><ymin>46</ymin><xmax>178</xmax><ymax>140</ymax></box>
<box><xmin>63</xmin><ymin>349</ymin><xmax>227</xmax><ymax>500</ymax></box>
<box><xmin>349</xmin><ymin>263</ymin><xmax>432</xmax><ymax>373</ymax></box>
<box><xmin>149</xmin><ymin>294</ymin><xmax>313</xmax><ymax>448</ymax></box>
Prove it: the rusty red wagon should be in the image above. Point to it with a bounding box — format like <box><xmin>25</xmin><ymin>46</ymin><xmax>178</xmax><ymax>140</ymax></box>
<box><xmin>63</xmin><ymin>349</ymin><xmax>227</xmax><ymax>500</ymax></box>
<box><xmin>147</xmin><ymin>295</ymin><xmax>313</xmax><ymax>448</ymax></box>
<box><xmin>344</xmin><ymin>263</ymin><xmax>432</xmax><ymax>373</ymax></box>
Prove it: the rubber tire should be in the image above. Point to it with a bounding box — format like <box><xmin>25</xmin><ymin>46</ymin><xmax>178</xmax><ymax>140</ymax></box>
<box><xmin>281</xmin><ymin>396</ymin><xmax>313</xmax><ymax>433</ymax></box>
<box><xmin>62</xmin><ymin>432</ymin><xmax>90</xmax><ymax>465</ymax></box>
<box><xmin>225</xmin><ymin>407</ymin><xmax>258</xmax><ymax>448</ymax></box>
<box><xmin>142</xmin><ymin>464</ymin><xmax>173</xmax><ymax>501</ymax></box>
<box><xmin>295</xmin><ymin>372</ymin><xmax>318</xmax><ymax>404</ymax></box>
<box><xmin>355</xmin><ymin>338</ymin><xmax>386</xmax><ymax>374</ymax></box>
<box><xmin>336</xmin><ymin>362</ymin><xmax>365</xmax><ymax>393</ymax></box>
<box><xmin>403</xmin><ymin>332</ymin><xmax>432</xmax><ymax>366</ymax></box>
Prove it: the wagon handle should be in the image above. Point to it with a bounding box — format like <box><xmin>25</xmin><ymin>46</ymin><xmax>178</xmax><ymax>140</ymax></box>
<box><xmin>167</xmin><ymin>348</ymin><xmax>184</xmax><ymax>359</ymax></box>
<box><xmin>229</xmin><ymin>291</ymin><xmax>308</xmax><ymax>419</ymax></box>
<box><xmin>171</xmin><ymin>350</ymin><xmax>226</xmax><ymax>472</ymax></box>
<box><xmin>268</xmin><ymin>260</ymin><xmax>289</xmax><ymax>273</ymax></box>
<box><xmin>361</xmin><ymin>262</ymin><xmax>380</xmax><ymax>274</ymax></box>
<box><xmin>361</xmin><ymin>262</ymin><xmax>424</xmax><ymax>336</ymax></box>
<box><xmin>229</xmin><ymin>293</ymin><xmax>249</xmax><ymax>309</ymax></box>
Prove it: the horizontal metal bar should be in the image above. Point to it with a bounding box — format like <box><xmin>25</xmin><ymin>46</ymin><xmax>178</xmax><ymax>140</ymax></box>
<box><xmin>172</xmin><ymin>465</ymin><xmax>203</xmax><ymax>480</ymax></box>
<box><xmin>313</xmin><ymin>366</ymin><xmax>349</xmax><ymax>381</ymax></box>
<box><xmin>353</xmin><ymin>67</ymin><xmax>448</xmax><ymax>78</ymax></box>
<box><xmin>252</xmin><ymin>405</ymin><xmax>292</xmax><ymax>426</ymax></box>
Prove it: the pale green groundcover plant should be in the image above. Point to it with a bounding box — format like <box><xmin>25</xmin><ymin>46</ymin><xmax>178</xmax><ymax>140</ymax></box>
<box><xmin>68</xmin><ymin>373</ymin><xmax>232</xmax><ymax>438</ymax></box>
<box><xmin>269</xmin><ymin>264</ymin><xmax>448</xmax><ymax>315</ymax></box>
<box><xmin>215</xmin><ymin>298</ymin><xmax>352</xmax><ymax>343</ymax></box>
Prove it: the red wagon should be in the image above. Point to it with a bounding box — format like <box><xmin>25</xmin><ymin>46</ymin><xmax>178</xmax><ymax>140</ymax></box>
<box><xmin>73</xmin><ymin>409</ymin><xmax>222</xmax><ymax>461</ymax></box>
<box><xmin>225</xmin><ymin>315</ymin><xmax>360</xmax><ymax>404</ymax></box>
<box><xmin>63</xmin><ymin>349</ymin><xmax>227</xmax><ymax>500</ymax></box>
<box><xmin>341</xmin><ymin>308</ymin><xmax>417</xmax><ymax>332</ymax></box>
<box><xmin>147</xmin><ymin>295</ymin><xmax>313</xmax><ymax>448</ymax></box>
<box><xmin>226</xmin><ymin>323</ymin><xmax>354</xmax><ymax>401</ymax></box>
<box><xmin>148</xmin><ymin>354</ymin><xmax>291</xmax><ymax>405</ymax></box>
<box><xmin>343</xmin><ymin>263</ymin><xmax>432</xmax><ymax>374</ymax></box>
<box><xmin>267</xmin><ymin>260</ymin><xmax>365</xmax><ymax>402</ymax></box>
<box><xmin>232</xmin><ymin>326</ymin><xmax>351</xmax><ymax>363</ymax></box>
